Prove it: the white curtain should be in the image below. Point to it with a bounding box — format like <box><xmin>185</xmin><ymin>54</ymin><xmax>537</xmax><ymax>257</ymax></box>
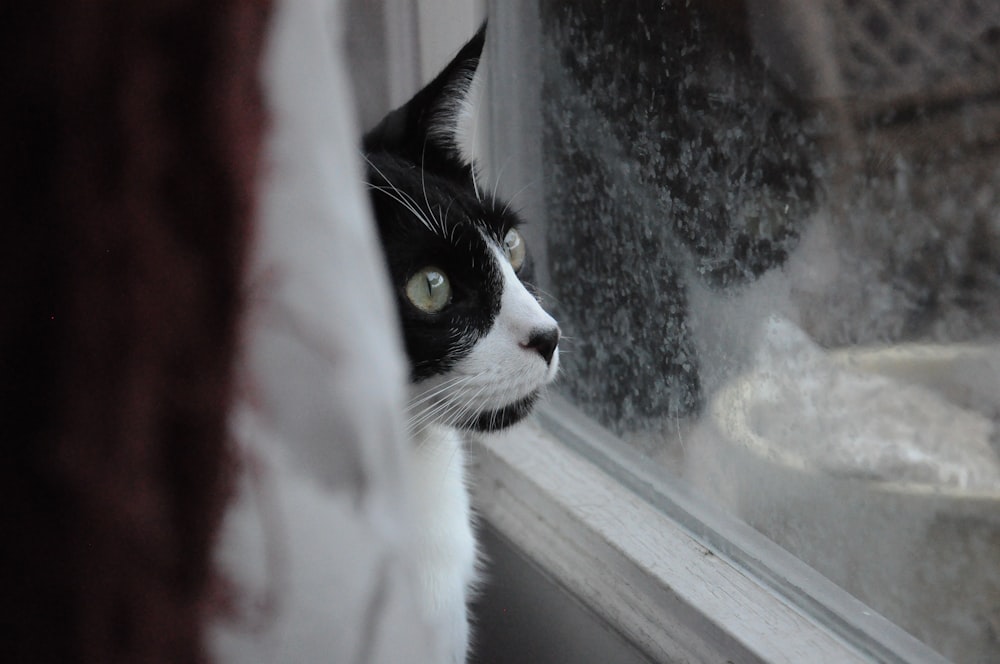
<box><xmin>211</xmin><ymin>0</ymin><xmax>444</xmax><ymax>661</ymax></box>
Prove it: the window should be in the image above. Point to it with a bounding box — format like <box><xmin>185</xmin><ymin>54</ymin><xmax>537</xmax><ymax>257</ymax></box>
<box><xmin>477</xmin><ymin>1</ymin><xmax>1000</xmax><ymax>663</ymax></box>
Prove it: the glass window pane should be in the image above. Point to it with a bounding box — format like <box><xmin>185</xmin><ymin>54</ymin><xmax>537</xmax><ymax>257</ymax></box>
<box><xmin>511</xmin><ymin>1</ymin><xmax>1000</xmax><ymax>661</ymax></box>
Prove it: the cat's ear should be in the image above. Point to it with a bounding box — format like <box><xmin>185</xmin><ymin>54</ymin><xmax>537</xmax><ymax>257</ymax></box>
<box><xmin>363</xmin><ymin>23</ymin><xmax>486</xmax><ymax>180</ymax></box>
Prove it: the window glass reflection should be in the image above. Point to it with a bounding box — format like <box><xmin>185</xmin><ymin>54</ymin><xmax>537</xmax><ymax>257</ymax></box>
<box><xmin>534</xmin><ymin>1</ymin><xmax>1000</xmax><ymax>661</ymax></box>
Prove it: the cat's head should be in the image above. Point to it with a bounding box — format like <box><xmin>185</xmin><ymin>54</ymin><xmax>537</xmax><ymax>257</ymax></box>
<box><xmin>363</xmin><ymin>25</ymin><xmax>559</xmax><ymax>433</ymax></box>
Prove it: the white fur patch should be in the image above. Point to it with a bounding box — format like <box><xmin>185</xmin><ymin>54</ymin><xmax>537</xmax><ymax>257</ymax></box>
<box><xmin>408</xmin><ymin>239</ymin><xmax>559</xmax><ymax>431</ymax></box>
<box><xmin>403</xmin><ymin>239</ymin><xmax>559</xmax><ymax>663</ymax></box>
<box><xmin>458</xmin><ymin>242</ymin><xmax>560</xmax><ymax>397</ymax></box>
<box><xmin>408</xmin><ymin>425</ymin><xmax>477</xmax><ymax>664</ymax></box>
<box><xmin>452</xmin><ymin>48</ymin><xmax>487</xmax><ymax>169</ymax></box>
<box><xmin>426</xmin><ymin>48</ymin><xmax>488</xmax><ymax>171</ymax></box>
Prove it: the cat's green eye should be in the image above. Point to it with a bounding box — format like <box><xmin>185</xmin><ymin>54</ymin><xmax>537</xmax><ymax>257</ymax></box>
<box><xmin>503</xmin><ymin>228</ymin><xmax>526</xmax><ymax>272</ymax></box>
<box><xmin>406</xmin><ymin>266</ymin><xmax>451</xmax><ymax>313</ymax></box>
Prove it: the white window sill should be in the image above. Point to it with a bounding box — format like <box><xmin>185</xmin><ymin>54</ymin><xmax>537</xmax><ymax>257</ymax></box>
<box><xmin>470</xmin><ymin>395</ymin><xmax>950</xmax><ymax>664</ymax></box>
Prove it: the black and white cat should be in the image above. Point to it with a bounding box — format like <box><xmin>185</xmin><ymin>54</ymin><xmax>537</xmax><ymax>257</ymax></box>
<box><xmin>363</xmin><ymin>26</ymin><xmax>560</xmax><ymax>663</ymax></box>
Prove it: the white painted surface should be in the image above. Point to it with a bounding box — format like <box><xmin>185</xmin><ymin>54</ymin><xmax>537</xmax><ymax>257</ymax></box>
<box><xmin>211</xmin><ymin>1</ymin><xmax>445</xmax><ymax>661</ymax></box>
<box><xmin>473</xmin><ymin>413</ymin><xmax>949</xmax><ymax>663</ymax></box>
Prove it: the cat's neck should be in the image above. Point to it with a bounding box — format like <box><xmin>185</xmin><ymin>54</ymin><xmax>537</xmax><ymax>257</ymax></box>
<box><xmin>407</xmin><ymin>421</ymin><xmax>476</xmax><ymax>661</ymax></box>
<box><xmin>409</xmin><ymin>424</ymin><xmax>467</xmax><ymax>483</ymax></box>
<box><xmin>410</xmin><ymin>421</ymin><xmax>459</xmax><ymax>448</ymax></box>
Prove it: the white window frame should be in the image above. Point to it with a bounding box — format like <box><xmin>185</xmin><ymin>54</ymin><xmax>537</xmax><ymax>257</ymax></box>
<box><xmin>373</xmin><ymin>1</ymin><xmax>952</xmax><ymax>661</ymax></box>
<box><xmin>472</xmin><ymin>397</ymin><xmax>948</xmax><ymax>663</ymax></box>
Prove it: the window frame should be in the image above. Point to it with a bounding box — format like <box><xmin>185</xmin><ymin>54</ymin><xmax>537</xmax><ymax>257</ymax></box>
<box><xmin>378</xmin><ymin>1</ymin><xmax>954</xmax><ymax>661</ymax></box>
<box><xmin>471</xmin><ymin>398</ymin><xmax>950</xmax><ymax>663</ymax></box>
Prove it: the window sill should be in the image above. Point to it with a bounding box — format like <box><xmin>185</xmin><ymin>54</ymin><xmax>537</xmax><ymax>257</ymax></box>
<box><xmin>470</xmin><ymin>396</ymin><xmax>950</xmax><ymax>664</ymax></box>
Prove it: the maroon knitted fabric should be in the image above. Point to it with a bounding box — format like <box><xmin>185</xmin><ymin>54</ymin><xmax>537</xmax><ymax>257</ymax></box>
<box><xmin>1</xmin><ymin>3</ymin><xmax>271</xmax><ymax>662</ymax></box>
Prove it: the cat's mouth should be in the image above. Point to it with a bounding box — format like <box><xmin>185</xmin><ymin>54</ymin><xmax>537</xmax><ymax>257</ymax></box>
<box><xmin>460</xmin><ymin>390</ymin><xmax>540</xmax><ymax>432</ymax></box>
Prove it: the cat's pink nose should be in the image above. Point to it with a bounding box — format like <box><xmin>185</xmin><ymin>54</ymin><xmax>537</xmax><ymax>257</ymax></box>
<box><xmin>522</xmin><ymin>327</ymin><xmax>560</xmax><ymax>365</ymax></box>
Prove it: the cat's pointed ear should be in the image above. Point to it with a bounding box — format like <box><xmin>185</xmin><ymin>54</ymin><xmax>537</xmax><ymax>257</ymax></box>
<box><xmin>363</xmin><ymin>22</ymin><xmax>486</xmax><ymax>180</ymax></box>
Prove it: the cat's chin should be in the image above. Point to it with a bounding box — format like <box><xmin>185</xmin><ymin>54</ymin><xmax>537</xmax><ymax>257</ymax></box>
<box><xmin>461</xmin><ymin>391</ymin><xmax>540</xmax><ymax>432</ymax></box>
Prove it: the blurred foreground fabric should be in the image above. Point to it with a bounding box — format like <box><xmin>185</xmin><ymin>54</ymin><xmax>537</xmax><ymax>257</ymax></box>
<box><xmin>2</xmin><ymin>1</ymin><xmax>440</xmax><ymax>662</ymax></box>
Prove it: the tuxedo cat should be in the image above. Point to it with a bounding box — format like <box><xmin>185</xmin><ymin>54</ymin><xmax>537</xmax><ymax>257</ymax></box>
<box><xmin>363</xmin><ymin>26</ymin><xmax>560</xmax><ymax>663</ymax></box>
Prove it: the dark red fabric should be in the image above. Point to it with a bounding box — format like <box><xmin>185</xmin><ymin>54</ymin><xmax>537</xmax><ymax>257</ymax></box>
<box><xmin>1</xmin><ymin>3</ymin><xmax>271</xmax><ymax>662</ymax></box>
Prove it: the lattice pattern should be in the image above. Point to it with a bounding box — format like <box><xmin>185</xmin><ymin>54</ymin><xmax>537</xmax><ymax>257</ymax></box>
<box><xmin>830</xmin><ymin>0</ymin><xmax>1000</xmax><ymax>105</ymax></box>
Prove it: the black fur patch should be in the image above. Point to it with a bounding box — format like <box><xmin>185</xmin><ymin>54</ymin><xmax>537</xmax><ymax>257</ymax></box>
<box><xmin>363</xmin><ymin>25</ymin><xmax>531</xmax><ymax>383</ymax></box>
<box><xmin>465</xmin><ymin>391</ymin><xmax>539</xmax><ymax>432</ymax></box>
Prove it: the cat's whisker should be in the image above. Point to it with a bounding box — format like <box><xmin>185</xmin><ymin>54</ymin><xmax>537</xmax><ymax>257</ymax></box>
<box><xmin>406</xmin><ymin>408</ymin><xmax>449</xmax><ymax>436</ymax></box>
<box><xmin>408</xmin><ymin>395</ymin><xmax>463</xmax><ymax>435</ymax></box>
<box><xmin>431</xmin><ymin>198</ymin><xmax>454</xmax><ymax>242</ymax></box>
<box><xmin>489</xmin><ymin>155</ymin><xmax>513</xmax><ymax>209</ymax></box>
<box><xmin>448</xmin><ymin>383</ymin><xmax>492</xmax><ymax>430</ymax></box>
<box><xmin>365</xmin><ymin>173</ymin><xmax>426</xmax><ymax>219</ymax></box>
<box><xmin>442</xmin><ymin>199</ymin><xmax>459</xmax><ymax>244</ymax></box>
<box><xmin>407</xmin><ymin>381</ymin><xmax>471</xmax><ymax>423</ymax></box>
<box><xmin>406</xmin><ymin>396</ymin><xmax>455</xmax><ymax>425</ymax></box>
<box><xmin>407</xmin><ymin>374</ymin><xmax>472</xmax><ymax>404</ymax></box>
<box><xmin>448</xmin><ymin>376</ymin><xmax>497</xmax><ymax>424</ymax></box>
<box><xmin>467</xmin><ymin>70</ymin><xmax>485</xmax><ymax>205</ymax></box>
<box><xmin>406</xmin><ymin>375</ymin><xmax>478</xmax><ymax>413</ymax></box>
<box><xmin>499</xmin><ymin>180</ymin><xmax>537</xmax><ymax>219</ymax></box>
<box><xmin>471</xmin><ymin>163</ymin><xmax>483</xmax><ymax>205</ymax></box>
<box><xmin>360</xmin><ymin>151</ymin><xmax>407</xmax><ymax>199</ymax></box>
<box><xmin>487</xmin><ymin>369</ymin><xmax>532</xmax><ymax>430</ymax></box>
<box><xmin>497</xmin><ymin>380</ymin><xmax>526</xmax><ymax>429</ymax></box>
<box><xmin>366</xmin><ymin>181</ymin><xmax>438</xmax><ymax>236</ymax></box>
<box><xmin>463</xmin><ymin>92</ymin><xmax>483</xmax><ymax>204</ymax></box>
<box><xmin>407</xmin><ymin>376</ymin><xmax>487</xmax><ymax>434</ymax></box>
<box><xmin>365</xmin><ymin>183</ymin><xmax>419</xmax><ymax>214</ymax></box>
<box><xmin>531</xmin><ymin>285</ymin><xmax>564</xmax><ymax>307</ymax></box>
<box><xmin>420</xmin><ymin>384</ymin><xmax>482</xmax><ymax>434</ymax></box>
<box><xmin>362</xmin><ymin>153</ymin><xmax>442</xmax><ymax>235</ymax></box>
<box><xmin>488</xmin><ymin>383</ymin><xmax>516</xmax><ymax>431</ymax></box>
<box><xmin>418</xmin><ymin>141</ymin><xmax>443</xmax><ymax>237</ymax></box>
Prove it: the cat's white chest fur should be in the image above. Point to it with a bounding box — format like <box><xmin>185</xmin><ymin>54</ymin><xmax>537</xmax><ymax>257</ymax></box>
<box><xmin>410</xmin><ymin>424</ymin><xmax>477</xmax><ymax>663</ymax></box>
